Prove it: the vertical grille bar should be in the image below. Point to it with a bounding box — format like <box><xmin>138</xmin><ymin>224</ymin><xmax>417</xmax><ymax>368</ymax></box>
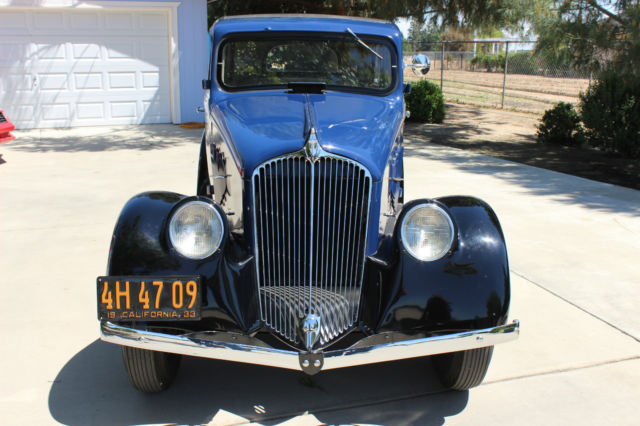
<box><xmin>252</xmin><ymin>153</ymin><xmax>372</xmax><ymax>347</ymax></box>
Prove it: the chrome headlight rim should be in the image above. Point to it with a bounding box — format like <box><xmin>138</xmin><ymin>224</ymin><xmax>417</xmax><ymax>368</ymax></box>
<box><xmin>398</xmin><ymin>200</ymin><xmax>456</xmax><ymax>262</ymax></box>
<box><xmin>168</xmin><ymin>197</ymin><xmax>227</xmax><ymax>260</ymax></box>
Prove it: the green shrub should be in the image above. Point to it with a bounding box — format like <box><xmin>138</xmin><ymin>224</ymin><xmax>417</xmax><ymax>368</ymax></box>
<box><xmin>405</xmin><ymin>79</ymin><xmax>446</xmax><ymax>123</ymax></box>
<box><xmin>482</xmin><ymin>55</ymin><xmax>496</xmax><ymax>71</ymax></box>
<box><xmin>508</xmin><ymin>52</ymin><xmax>538</xmax><ymax>75</ymax></box>
<box><xmin>470</xmin><ymin>53</ymin><xmax>505</xmax><ymax>72</ymax></box>
<box><xmin>537</xmin><ymin>102</ymin><xmax>585</xmax><ymax>146</ymax></box>
<box><xmin>470</xmin><ymin>54</ymin><xmax>483</xmax><ymax>68</ymax></box>
<box><xmin>580</xmin><ymin>70</ymin><xmax>640</xmax><ymax>158</ymax></box>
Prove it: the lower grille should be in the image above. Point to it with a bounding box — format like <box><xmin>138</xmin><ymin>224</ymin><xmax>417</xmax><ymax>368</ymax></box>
<box><xmin>252</xmin><ymin>153</ymin><xmax>371</xmax><ymax>347</ymax></box>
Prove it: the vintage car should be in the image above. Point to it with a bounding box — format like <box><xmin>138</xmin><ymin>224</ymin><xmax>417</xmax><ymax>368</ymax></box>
<box><xmin>97</xmin><ymin>15</ymin><xmax>519</xmax><ymax>393</ymax></box>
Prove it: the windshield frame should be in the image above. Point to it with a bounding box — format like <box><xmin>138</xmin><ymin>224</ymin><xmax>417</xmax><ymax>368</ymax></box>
<box><xmin>215</xmin><ymin>31</ymin><xmax>399</xmax><ymax>96</ymax></box>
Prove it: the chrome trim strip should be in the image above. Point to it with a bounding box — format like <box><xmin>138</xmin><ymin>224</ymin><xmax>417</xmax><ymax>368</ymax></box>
<box><xmin>101</xmin><ymin>320</ymin><xmax>519</xmax><ymax>371</ymax></box>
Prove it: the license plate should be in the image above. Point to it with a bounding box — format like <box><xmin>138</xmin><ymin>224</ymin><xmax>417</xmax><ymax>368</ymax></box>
<box><xmin>97</xmin><ymin>276</ymin><xmax>201</xmax><ymax>321</ymax></box>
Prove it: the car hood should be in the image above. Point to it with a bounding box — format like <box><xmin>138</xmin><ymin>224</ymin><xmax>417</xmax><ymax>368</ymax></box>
<box><xmin>211</xmin><ymin>91</ymin><xmax>404</xmax><ymax>180</ymax></box>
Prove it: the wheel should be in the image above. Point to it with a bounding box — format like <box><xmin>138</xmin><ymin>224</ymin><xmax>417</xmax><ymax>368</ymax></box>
<box><xmin>432</xmin><ymin>346</ymin><xmax>493</xmax><ymax>391</ymax></box>
<box><xmin>121</xmin><ymin>346</ymin><xmax>181</xmax><ymax>393</ymax></box>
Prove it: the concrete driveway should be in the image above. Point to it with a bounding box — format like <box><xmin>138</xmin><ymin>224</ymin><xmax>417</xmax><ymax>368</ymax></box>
<box><xmin>1</xmin><ymin>124</ymin><xmax>638</xmax><ymax>425</ymax></box>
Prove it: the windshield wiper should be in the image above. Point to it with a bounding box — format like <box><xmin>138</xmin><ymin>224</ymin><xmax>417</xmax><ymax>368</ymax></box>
<box><xmin>346</xmin><ymin>28</ymin><xmax>383</xmax><ymax>60</ymax></box>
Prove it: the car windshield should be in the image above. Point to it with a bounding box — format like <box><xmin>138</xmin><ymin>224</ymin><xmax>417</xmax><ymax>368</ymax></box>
<box><xmin>219</xmin><ymin>36</ymin><xmax>394</xmax><ymax>92</ymax></box>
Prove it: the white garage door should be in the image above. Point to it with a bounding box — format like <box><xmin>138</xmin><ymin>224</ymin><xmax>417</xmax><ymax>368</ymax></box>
<box><xmin>0</xmin><ymin>8</ymin><xmax>172</xmax><ymax>129</ymax></box>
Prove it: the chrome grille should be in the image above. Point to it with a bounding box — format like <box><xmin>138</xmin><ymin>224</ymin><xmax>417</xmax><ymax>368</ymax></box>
<box><xmin>252</xmin><ymin>154</ymin><xmax>372</xmax><ymax>346</ymax></box>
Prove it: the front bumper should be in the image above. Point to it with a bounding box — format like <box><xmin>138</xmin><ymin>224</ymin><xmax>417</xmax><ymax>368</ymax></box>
<box><xmin>101</xmin><ymin>320</ymin><xmax>519</xmax><ymax>374</ymax></box>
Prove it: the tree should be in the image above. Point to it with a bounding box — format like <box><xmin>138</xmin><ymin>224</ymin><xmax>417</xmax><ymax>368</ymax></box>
<box><xmin>207</xmin><ymin>0</ymin><xmax>538</xmax><ymax>31</ymax></box>
<box><xmin>407</xmin><ymin>20</ymin><xmax>441</xmax><ymax>51</ymax></box>
<box><xmin>534</xmin><ymin>1</ymin><xmax>640</xmax><ymax>75</ymax></box>
<box><xmin>441</xmin><ymin>27</ymin><xmax>475</xmax><ymax>51</ymax></box>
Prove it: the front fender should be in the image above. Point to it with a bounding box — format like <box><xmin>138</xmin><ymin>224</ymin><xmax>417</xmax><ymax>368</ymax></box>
<box><xmin>107</xmin><ymin>192</ymin><xmax>215</xmax><ymax>276</ymax></box>
<box><xmin>377</xmin><ymin>196</ymin><xmax>510</xmax><ymax>333</ymax></box>
<box><xmin>106</xmin><ymin>191</ymin><xmax>259</xmax><ymax>331</ymax></box>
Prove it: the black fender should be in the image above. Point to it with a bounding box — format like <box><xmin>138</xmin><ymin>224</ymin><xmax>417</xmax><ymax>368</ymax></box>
<box><xmin>376</xmin><ymin>196</ymin><xmax>510</xmax><ymax>333</ymax></box>
<box><xmin>106</xmin><ymin>191</ymin><xmax>259</xmax><ymax>331</ymax></box>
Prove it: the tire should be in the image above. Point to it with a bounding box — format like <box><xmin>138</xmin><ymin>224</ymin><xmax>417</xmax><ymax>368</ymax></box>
<box><xmin>433</xmin><ymin>346</ymin><xmax>493</xmax><ymax>391</ymax></box>
<box><xmin>121</xmin><ymin>346</ymin><xmax>181</xmax><ymax>393</ymax></box>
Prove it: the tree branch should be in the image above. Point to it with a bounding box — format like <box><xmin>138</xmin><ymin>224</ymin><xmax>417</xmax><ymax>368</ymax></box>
<box><xmin>586</xmin><ymin>0</ymin><xmax>624</xmax><ymax>24</ymax></box>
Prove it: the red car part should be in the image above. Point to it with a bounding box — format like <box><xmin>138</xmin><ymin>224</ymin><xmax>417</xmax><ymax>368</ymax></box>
<box><xmin>0</xmin><ymin>110</ymin><xmax>16</xmax><ymax>143</ymax></box>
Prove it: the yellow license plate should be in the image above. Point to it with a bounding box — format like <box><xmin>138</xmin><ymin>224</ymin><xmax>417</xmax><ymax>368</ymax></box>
<box><xmin>97</xmin><ymin>276</ymin><xmax>201</xmax><ymax>321</ymax></box>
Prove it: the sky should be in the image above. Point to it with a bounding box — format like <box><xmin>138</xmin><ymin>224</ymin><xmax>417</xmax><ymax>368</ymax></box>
<box><xmin>395</xmin><ymin>17</ymin><xmax>410</xmax><ymax>38</ymax></box>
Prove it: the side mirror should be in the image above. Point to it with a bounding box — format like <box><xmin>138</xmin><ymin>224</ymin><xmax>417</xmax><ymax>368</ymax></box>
<box><xmin>202</xmin><ymin>79</ymin><xmax>211</xmax><ymax>90</ymax></box>
<box><xmin>403</xmin><ymin>83</ymin><xmax>412</xmax><ymax>94</ymax></box>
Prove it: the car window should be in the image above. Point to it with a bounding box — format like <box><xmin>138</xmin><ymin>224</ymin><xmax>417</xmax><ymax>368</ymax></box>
<box><xmin>219</xmin><ymin>36</ymin><xmax>394</xmax><ymax>92</ymax></box>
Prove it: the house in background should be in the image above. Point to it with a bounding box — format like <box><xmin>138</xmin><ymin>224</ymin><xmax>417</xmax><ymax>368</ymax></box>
<box><xmin>0</xmin><ymin>0</ymin><xmax>208</xmax><ymax>129</ymax></box>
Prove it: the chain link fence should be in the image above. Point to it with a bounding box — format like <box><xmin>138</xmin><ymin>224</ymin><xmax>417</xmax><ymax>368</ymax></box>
<box><xmin>404</xmin><ymin>41</ymin><xmax>592</xmax><ymax>114</ymax></box>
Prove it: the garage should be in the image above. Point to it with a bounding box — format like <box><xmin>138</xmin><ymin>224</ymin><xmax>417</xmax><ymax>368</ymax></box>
<box><xmin>0</xmin><ymin>1</ymin><xmax>206</xmax><ymax>130</ymax></box>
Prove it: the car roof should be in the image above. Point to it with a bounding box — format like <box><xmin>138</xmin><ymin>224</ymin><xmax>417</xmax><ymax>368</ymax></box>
<box><xmin>211</xmin><ymin>14</ymin><xmax>403</xmax><ymax>51</ymax></box>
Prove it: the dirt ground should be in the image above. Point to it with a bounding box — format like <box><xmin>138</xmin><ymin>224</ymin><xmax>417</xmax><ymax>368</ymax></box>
<box><xmin>404</xmin><ymin>103</ymin><xmax>640</xmax><ymax>191</ymax></box>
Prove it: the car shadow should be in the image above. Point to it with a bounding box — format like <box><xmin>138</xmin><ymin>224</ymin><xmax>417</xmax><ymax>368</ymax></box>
<box><xmin>48</xmin><ymin>340</ymin><xmax>468</xmax><ymax>425</ymax></box>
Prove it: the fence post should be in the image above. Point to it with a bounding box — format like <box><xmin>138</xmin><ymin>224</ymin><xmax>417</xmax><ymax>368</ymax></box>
<box><xmin>501</xmin><ymin>41</ymin><xmax>509</xmax><ymax>109</ymax></box>
<box><xmin>440</xmin><ymin>42</ymin><xmax>445</xmax><ymax>91</ymax></box>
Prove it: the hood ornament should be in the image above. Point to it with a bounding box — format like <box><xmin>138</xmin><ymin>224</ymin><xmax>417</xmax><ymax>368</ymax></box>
<box><xmin>302</xmin><ymin>127</ymin><xmax>324</xmax><ymax>163</ymax></box>
<box><xmin>301</xmin><ymin>313</ymin><xmax>322</xmax><ymax>351</ymax></box>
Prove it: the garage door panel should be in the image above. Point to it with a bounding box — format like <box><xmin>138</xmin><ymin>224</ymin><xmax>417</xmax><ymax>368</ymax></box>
<box><xmin>140</xmin><ymin>42</ymin><xmax>170</xmax><ymax>64</ymax></box>
<box><xmin>74</xmin><ymin>73</ymin><xmax>104</xmax><ymax>90</ymax></box>
<box><xmin>69</xmin><ymin>12</ymin><xmax>101</xmax><ymax>30</ymax></box>
<box><xmin>33</xmin><ymin>12</ymin><xmax>65</xmax><ymax>31</ymax></box>
<box><xmin>0</xmin><ymin>11</ymin><xmax>28</xmax><ymax>33</ymax></box>
<box><xmin>106</xmin><ymin>42</ymin><xmax>137</xmax><ymax>59</ymax></box>
<box><xmin>36</xmin><ymin>43</ymin><xmax>67</xmax><ymax>60</ymax></box>
<box><xmin>0</xmin><ymin>74</ymin><xmax>33</xmax><ymax>92</ymax></box>
<box><xmin>139</xmin><ymin>13</ymin><xmax>168</xmax><ymax>32</ymax></box>
<box><xmin>105</xmin><ymin>12</ymin><xmax>135</xmax><ymax>31</ymax></box>
<box><xmin>142</xmin><ymin>72</ymin><xmax>161</xmax><ymax>88</ymax></box>
<box><xmin>41</xmin><ymin>103</ymin><xmax>70</xmax><ymax>121</ymax></box>
<box><xmin>108</xmin><ymin>72</ymin><xmax>137</xmax><ymax>89</ymax></box>
<box><xmin>143</xmin><ymin>100</ymin><xmax>171</xmax><ymax>117</ymax></box>
<box><xmin>8</xmin><ymin>105</ymin><xmax>37</xmax><ymax>128</ymax></box>
<box><xmin>0</xmin><ymin>42</ymin><xmax>34</xmax><ymax>64</ymax></box>
<box><xmin>72</xmin><ymin>43</ymin><xmax>101</xmax><ymax>60</ymax></box>
<box><xmin>0</xmin><ymin>8</ymin><xmax>172</xmax><ymax>129</ymax></box>
<box><xmin>38</xmin><ymin>73</ymin><xmax>69</xmax><ymax>91</ymax></box>
<box><xmin>110</xmin><ymin>101</ymin><xmax>137</xmax><ymax>118</ymax></box>
<box><xmin>76</xmin><ymin>102</ymin><xmax>105</xmax><ymax>120</ymax></box>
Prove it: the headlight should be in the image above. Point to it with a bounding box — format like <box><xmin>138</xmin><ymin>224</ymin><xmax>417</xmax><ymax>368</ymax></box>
<box><xmin>169</xmin><ymin>200</ymin><xmax>224</xmax><ymax>259</ymax></box>
<box><xmin>400</xmin><ymin>203</ymin><xmax>455</xmax><ymax>261</ymax></box>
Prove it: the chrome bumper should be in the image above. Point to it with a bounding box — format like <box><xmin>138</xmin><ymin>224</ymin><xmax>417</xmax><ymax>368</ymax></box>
<box><xmin>101</xmin><ymin>320</ymin><xmax>519</xmax><ymax>373</ymax></box>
